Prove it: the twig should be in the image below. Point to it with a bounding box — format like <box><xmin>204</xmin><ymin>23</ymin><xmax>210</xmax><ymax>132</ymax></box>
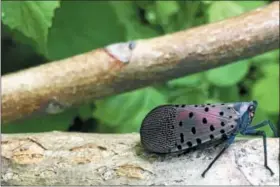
<box><xmin>1</xmin><ymin>132</ymin><xmax>279</xmax><ymax>185</ymax></box>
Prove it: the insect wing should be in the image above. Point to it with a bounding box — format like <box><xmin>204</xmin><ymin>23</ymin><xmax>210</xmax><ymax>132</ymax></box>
<box><xmin>171</xmin><ymin>103</ymin><xmax>240</xmax><ymax>152</ymax></box>
<box><xmin>140</xmin><ymin>105</ymin><xmax>178</xmax><ymax>153</ymax></box>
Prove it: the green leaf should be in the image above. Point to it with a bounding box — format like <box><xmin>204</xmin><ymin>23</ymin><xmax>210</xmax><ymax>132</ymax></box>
<box><xmin>208</xmin><ymin>1</ymin><xmax>244</xmax><ymax>22</ymax></box>
<box><xmin>261</xmin><ymin>63</ymin><xmax>279</xmax><ymax>78</ymax></box>
<box><xmin>235</xmin><ymin>1</ymin><xmax>267</xmax><ymax>11</ymax></box>
<box><xmin>78</xmin><ymin>103</ymin><xmax>95</xmax><ymax>121</ymax></box>
<box><xmin>165</xmin><ymin>2</ymin><xmax>207</xmax><ymax>33</ymax></box>
<box><xmin>135</xmin><ymin>1</ymin><xmax>155</xmax><ymax>9</ymax></box>
<box><xmin>252</xmin><ymin>50</ymin><xmax>279</xmax><ymax>65</ymax></box>
<box><xmin>2</xmin><ymin>108</ymin><xmax>77</xmax><ymax>133</ymax></box>
<box><xmin>167</xmin><ymin>74</ymin><xmax>209</xmax><ymax>105</ymax></box>
<box><xmin>206</xmin><ymin>60</ymin><xmax>250</xmax><ymax>87</ymax></box>
<box><xmin>2</xmin><ymin>1</ymin><xmax>60</xmax><ymax>55</ymax></box>
<box><xmin>112</xmin><ymin>1</ymin><xmax>159</xmax><ymax>40</ymax></box>
<box><xmin>202</xmin><ymin>1</ymin><xmax>213</xmax><ymax>5</ymax></box>
<box><xmin>47</xmin><ymin>1</ymin><xmax>125</xmax><ymax>60</ymax></box>
<box><xmin>117</xmin><ymin>110</ymin><xmax>149</xmax><ymax>133</ymax></box>
<box><xmin>167</xmin><ymin>73</ymin><xmax>202</xmax><ymax>88</ymax></box>
<box><xmin>214</xmin><ymin>85</ymin><xmax>240</xmax><ymax>102</ymax></box>
<box><xmin>204</xmin><ymin>98</ymin><xmax>221</xmax><ymax>104</ymax></box>
<box><xmin>93</xmin><ymin>87</ymin><xmax>167</xmax><ymax>132</ymax></box>
<box><xmin>1</xmin><ymin>25</ymin><xmax>43</xmax><ymax>74</ymax></box>
<box><xmin>155</xmin><ymin>1</ymin><xmax>180</xmax><ymax>25</ymax></box>
<box><xmin>145</xmin><ymin>8</ymin><xmax>158</xmax><ymax>25</ymax></box>
<box><xmin>168</xmin><ymin>87</ymin><xmax>208</xmax><ymax>105</ymax></box>
<box><xmin>253</xmin><ymin>76</ymin><xmax>279</xmax><ymax>114</ymax></box>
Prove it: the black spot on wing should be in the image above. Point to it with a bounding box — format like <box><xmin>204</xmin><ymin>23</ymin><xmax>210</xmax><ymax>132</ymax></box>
<box><xmin>170</xmin><ymin>104</ymin><xmax>239</xmax><ymax>150</ymax></box>
<box><xmin>202</xmin><ymin>118</ymin><xmax>207</xmax><ymax>124</ymax></box>
<box><xmin>189</xmin><ymin>112</ymin><xmax>194</xmax><ymax>118</ymax></box>
<box><xmin>196</xmin><ymin>138</ymin><xmax>202</xmax><ymax>144</ymax></box>
<box><xmin>185</xmin><ymin>103</ymin><xmax>239</xmax><ymax>123</ymax></box>
<box><xmin>191</xmin><ymin>127</ymin><xmax>196</xmax><ymax>134</ymax></box>
<box><xmin>180</xmin><ymin>133</ymin><xmax>184</xmax><ymax>143</ymax></box>
<box><xmin>187</xmin><ymin>141</ymin><xmax>193</xmax><ymax>147</ymax></box>
<box><xmin>179</xmin><ymin>121</ymin><xmax>183</xmax><ymax>126</ymax></box>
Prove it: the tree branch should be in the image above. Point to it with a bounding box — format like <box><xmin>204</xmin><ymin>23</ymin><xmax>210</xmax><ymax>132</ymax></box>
<box><xmin>1</xmin><ymin>132</ymin><xmax>279</xmax><ymax>185</ymax></box>
<box><xmin>2</xmin><ymin>2</ymin><xmax>279</xmax><ymax>123</ymax></box>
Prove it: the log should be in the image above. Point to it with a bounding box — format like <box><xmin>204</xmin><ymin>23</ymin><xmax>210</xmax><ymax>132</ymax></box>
<box><xmin>1</xmin><ymin>132</ymin><xmax>279</xmax><ymax>185</ymax></box>
<box><xmin>2</xmin><ymin>2</ymin><xmax>280</xmax><ymax>124</ymax></box>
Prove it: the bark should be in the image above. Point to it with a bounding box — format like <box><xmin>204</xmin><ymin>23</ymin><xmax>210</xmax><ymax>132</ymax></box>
<box><xmin>2</xmin><ymin>2</ymin><xmax>279</xmax><ymax>124</ymax></box>
<box><xmin>1</xmin><ymin>132</ymin><xmax>279</xmax><ymax>185</ymax></box>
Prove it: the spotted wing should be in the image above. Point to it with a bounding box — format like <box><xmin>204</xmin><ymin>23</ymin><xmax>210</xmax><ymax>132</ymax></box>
<box><xmin>170</xmin><ymin>103</ymin><xmax>240</xmax><ymax>152</ymax></box>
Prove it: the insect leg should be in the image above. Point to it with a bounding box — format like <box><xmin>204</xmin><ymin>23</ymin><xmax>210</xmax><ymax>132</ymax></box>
<box><xmin>247</xmin><ymin>120</ymin><xmax>278</xmax><ymax>137</ymax></box>
<box><xmin>201</xmin><ymin>135</ymin><xmax>236</xmax><ymax>178</ymax></box>
<box><xmin>242</xmin><ymin>129</ymin><xmax>274</xmax><ymax>175</ymax></box>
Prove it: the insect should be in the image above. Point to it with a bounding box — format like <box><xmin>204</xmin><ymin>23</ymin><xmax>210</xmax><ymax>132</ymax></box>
<box><xmin>140</xmin><ymin>100</ymin><xmax>278</xmax><ymax>177</ymax></box>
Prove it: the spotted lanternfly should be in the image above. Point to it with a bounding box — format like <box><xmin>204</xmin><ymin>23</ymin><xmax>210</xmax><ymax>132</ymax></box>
<box><xmin>140</xmin><ymin>100</ymin><xmax>278</xmax><ymax>177</ymax></box>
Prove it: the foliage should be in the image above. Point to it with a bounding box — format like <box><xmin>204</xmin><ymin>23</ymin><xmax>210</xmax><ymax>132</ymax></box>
<box><xmin>2</xmin><ymin>1</ymin><xmax>60</xmax><ymax>55</ymax></box>
<box><xmin>2</xmin><ymin>1</ymin><xmax>279</xmax><ymax>137</ymax></box>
